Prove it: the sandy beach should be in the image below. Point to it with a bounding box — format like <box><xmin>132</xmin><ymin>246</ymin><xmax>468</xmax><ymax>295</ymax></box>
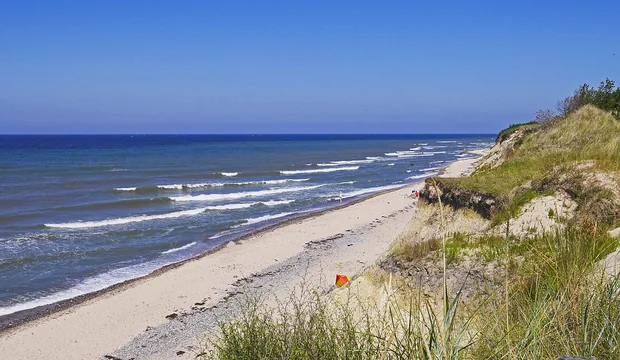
<box><xmin>0</xmin><ymin>152</ymin><xmax>487</xmax><ymax>360</ymax></box>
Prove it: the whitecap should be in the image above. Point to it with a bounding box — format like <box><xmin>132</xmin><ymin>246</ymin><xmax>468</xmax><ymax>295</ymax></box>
<box><xmin>172</xmin><ymin>185</ymin><xmax>324</xmax><ymax>202</ymax></box>
<box><xmin>238</xmin><ymin>212</ymin><xmax>296</xmax><ymax>226</ymax></box>
<box><xmin>160</xmin><ymin>242</ymin><xmax>197</xmax><ymax>255</ymax></box>
<box><xmin>45</xmin><ymin>207</ymin><xmax>207</xmax><ymax>229</ymax></box>
<box><xmin>279</xmin><ymin>166</ymin><xmax>359</xmax><ymax>175</ymax></box>
<box><xmin>221</xmin><ymin>172</ymin><xmax>238</xmax><ymax>177</ymax></box>
<box><xmin>407</xmin><ymin>172</ymin><xmax>438</xmax><ymax>180</ymax></box>
<box><xmin>115</xmin><ymin>179</ymin><xmax>310</xmax><ymax>192</ymax></box>
<box><xmin>334</xmin><ymin>184</ymin><xmax>404</xmax><ymax>199</ymax></box>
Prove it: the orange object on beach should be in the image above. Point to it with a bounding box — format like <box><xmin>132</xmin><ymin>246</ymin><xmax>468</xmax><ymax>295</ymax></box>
<box><xmin>335</xmin><ymin>274</ymin><xmax>349</xmax><ymax>287</ymax></box>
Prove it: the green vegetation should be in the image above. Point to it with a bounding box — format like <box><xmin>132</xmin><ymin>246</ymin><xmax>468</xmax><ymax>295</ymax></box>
<box><xmin>452</xmin><ymin>105</ymin><xmax>620</xmax><ymax>224</ymax></box>
<box><xmin>201</xmin><ymin>80</ymin><xmax>620</xmax><ymax>359</ymax></box>
<box><xmin>557</xmin><ymin>78</ymin><xmax>620</xmax><ymax>119</ymax></box>
<box><xmin>495</xmin><ymin>121</ymin><xmax>539</xmax><ymax>143</ymax></box>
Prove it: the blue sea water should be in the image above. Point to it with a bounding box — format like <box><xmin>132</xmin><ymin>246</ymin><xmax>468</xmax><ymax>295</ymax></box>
<box><xmin>0</xmin><ymin>134</ymin><xmax>494</xmax><ymax>316</ymax></box>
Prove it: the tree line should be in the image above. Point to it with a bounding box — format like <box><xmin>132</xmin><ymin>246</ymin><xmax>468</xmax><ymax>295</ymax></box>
<box><xmin>535</xmin><ymin>78</ymin><xmax>620</xmax><ymax>122</ymax></box>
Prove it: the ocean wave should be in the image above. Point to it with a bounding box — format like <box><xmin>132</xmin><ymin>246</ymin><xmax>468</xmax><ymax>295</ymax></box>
<box><xmin>419</xmin><ymin>166</ymin><xmax>442</xmax><ymax>172</ymax></box>
<box><xmin>45</xmin><ymin>200</ymin><xmax>295</xmax><ymax>229</ymax></box>
<box><xmin>53</xmin><ymin>197</ymin><xmax>173</xmax><ymax>212</ymax></box>
<box><xmin>221</xmin><ymin>172</ymin><xmax>238</xmax><ymax>177</ymax></box>
<box><xmin>0</xmin><ymin>260</ymin><xmax>170</xmax><ymax>317</ymax></box>
<box><xmin>365</xmin><ymin>156</ymin><xmax>384</xmax><ymax>160</ymax></box>
<box><xmin>160</xmin><ymin>242</ymin><xmax>197</xmax><ymax>255</ymax></box>
<box><xmin>114</xmin><ymin>178</ymin><xmax>309</xmax><ymax>192</ymax></box>
<box><xmin>172</xmin><ymin>185</ymin><xmax>324</xmax><ymax>202</ymax></box>
<box><xmin>334</xmin><ymin>184</ymin><xmax>404</xmax><ymax>199</ymax></box>
<box><xmin>205</xmin><ymin>200</ymin><xmax>294</xmax><ymax>210</ymax></box>
<box><xmin>430</xmin><ymin>160</ymin><xmax>445</xmax><ymax>165</ymax></box>
<box><xmin>387</xmin><ymin>163</ymin><xmax>395</xmax><ymax>166</ymax></box>
<box><xmin>45</xmin><ymin>207</ymin><xmax>208</xmax><ymax>229</ymax></box>
<box><xmin>238</xmin><ymin>212</ymin><xmax>296</xmax><ymax>226</ymax></box>
<box><xmin>407</xmin><ymin>172</ymin><xmax>438</xmax><ymax>180</ymax></box>
<box><xmin>329</xmin><ymin>159</ymin><xmax>374</xmax><ymax>165</ymax></box>
<box><xmin>279</xmin><ymin>166</ymin><xmax>359</xmax><ymax>175</ymax></box>
<box><xmin>409</xmin><ymin>147</ymin><xmax>421</xmax><ymax>151</ymax></box>
<box><xmin>437</xmin><ymin>140</ymin><xmax>457</xmax><ymax>143</ymax></box>
<box><xmin>423</xmin><ymin>145</ymin><xmax>448</xmax><ymax>149</ymax></box>
<box><xmin>385</xmin><ymin>151</ymin><xmax>406</xmax><ymax>156</ymax></box>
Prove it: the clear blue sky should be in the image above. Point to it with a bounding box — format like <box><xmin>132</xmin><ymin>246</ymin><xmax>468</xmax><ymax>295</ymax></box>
<box><xmin>1</xmin><ymin>1</ymin><xmax>618</xmax><ymax>134</ymax></box>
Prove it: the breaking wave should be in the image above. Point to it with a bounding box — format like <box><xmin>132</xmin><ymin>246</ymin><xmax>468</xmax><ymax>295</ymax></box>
<box><xmin>279</xmin><ymin>166</ymin><xmax>359</xmax><ymax>175</ymax></box>
<box><xmin>114</xmin><ymin>178</ymin><xmax>309</xmax><ymax>192</ymax></box>
<box><xmin>160</xmin><ymin>242</ymin><xmax>197</xmax><ymax>255</ymax></box>
<box><xmin>171</xmin><ymin>185</ymin><xmax>324</xmax><ymax>202</ymax></box>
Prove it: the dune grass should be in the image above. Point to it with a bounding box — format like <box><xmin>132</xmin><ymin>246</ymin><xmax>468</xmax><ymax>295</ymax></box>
<box><xmin>202</xmin><ymin>223</ymin><xmax>620</xmax><ymax>360</ymax></box>
<box><xmin>201</xmin><ymin>106</ymin><xmax>620</xmax><ymax>359</ymax></box>
<box><xmin>450</xmin><ymin>106</ymin><xmax>620</xmax><ymax>225</ymax></box>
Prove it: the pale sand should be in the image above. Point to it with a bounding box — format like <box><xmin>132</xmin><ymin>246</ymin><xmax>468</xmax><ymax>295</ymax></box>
<box><xmin>0</xmin><ymin>184</ymin><xmax>421</xmax><ymax>360</ymax></box>
<box><xmin>439</xmin><ymin>149</ymin><xmax>489</xmax><ymax>177</ymax></box>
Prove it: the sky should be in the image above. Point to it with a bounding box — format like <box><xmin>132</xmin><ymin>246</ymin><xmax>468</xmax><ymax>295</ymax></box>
<box><xmin>1</xmin><ymin>1</ymin><xmax>619</xmax><ymax>134</ymax></box>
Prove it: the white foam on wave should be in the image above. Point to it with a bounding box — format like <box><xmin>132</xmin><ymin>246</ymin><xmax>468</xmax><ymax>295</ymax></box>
<box><xmin>172</xmin><ymin>185</ymin><xmax>324</xmax><ymax>202</ymax></box>
<box><xmin>45</xmin><ymin>208</ymin><xmax>208</xmax><ymax>229</ymax></box>
<box><xmin>0</xmin><ymin>260</ymin><xmax>172</xmax><ymax>317</ymax></box>
<box><xmin>398</xmin><ymin>152</ymin><xmax>440</xmax><ymax>158</ymax></box>
<box><xmin>423</xmin><ymin>145</ymin><xmax>448</xmax><ymax>150</ymax></box>
<box><xmin>160</xmin><ymin>241</ymin><xmax>197</xmax><ymax>255</ymax></box>
<box><xmin>430</xmin><ymin>160</ymin><xmax>445</xmax><ymax>165</ymax></box>
<box><xmin>45</xmin><ymin>200</ymin><xmax>295</xmax><ymax>229</ymax></box>
<box><xmin>238</xmin><ymin>212</ymin><xmax>296</xmax><ymax>226</ymax></box>
<box><xmin>330</xmin><ymin>159</ymin><xmax>374</xmax><ymax>165</ymax></box>
<box><xmin>335</xmin><ymin>184</ymin><xmax>404</xmax><ymax>199</ymax></box>
<box><xmin>365</xmin><ymin>156</ymin><xmax>383</xmax><ymax>161</ymax></box>
<box><xmin>316</xmin><ymin>163</ymin><xmax>341</xmax><ymax>167</ymax></box>
<box><xmin>409</xmin><ymin>147</ymin><xmax>421</xmax><ymax>151</ymax></box>
<box><xmin>279</xmin><ymin>166</ymin><xmax>359</xmax><ymax>175</ymax></box>
<box><xmin>115</xmin><ymin>179</ymin><xmax>309</xmax><ymax>192</ymax></box>
<box><xmin>387</xmin><ymin>163</ymin><xmax>395</xmax><ymax>166</ymax></box>
<box><xmin>407</xmin><ymin>172</ymin><xmax>439</xmax><ymax>180</ymax></box>
<box><xmin>437</xmin><ymin>140</ymin><xmax>457</xmax><ymax>143</ymax></box>
<box><xmin>419</xmin><ymin>166</ymin><xmax>442</xmax><ymax>172</ymax></box>
<box><xmin>221</xmin><ymin>172</ymin><xmax>238</xmax><ymax>177</ymax></box>
<box><xmin>205</xmin><ymin>199</ymin><xmax>294</xmax><ymax>210</ymax></box>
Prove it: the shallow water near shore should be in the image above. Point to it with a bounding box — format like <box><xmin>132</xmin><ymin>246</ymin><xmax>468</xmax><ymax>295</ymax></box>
<box><xmin>0</xmin><ymin>134</ymin><xmax>493</xmax><ymax>316</ymax></box>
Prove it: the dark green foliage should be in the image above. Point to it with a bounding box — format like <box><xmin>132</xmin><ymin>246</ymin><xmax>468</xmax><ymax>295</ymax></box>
<box><xmin>557</xmin><ymin>78</ymin><xmax>620</xmax><ymax>119</ymax></box>
<box><xmin>496</xmin><ymin>121</ymin><xmax>539</xmax><ymax>143</ymax></box>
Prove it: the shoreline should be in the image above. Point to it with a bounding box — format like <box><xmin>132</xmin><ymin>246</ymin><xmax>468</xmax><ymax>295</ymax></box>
<box><xmin>0</xmin><ymin>150</ymin><xmax>489</xmax><ymax>360</ymax></box>
<box><xmin>0</xmin><ymin>183</ymin><xmax>410</xmax><ymax>332</ymax></box>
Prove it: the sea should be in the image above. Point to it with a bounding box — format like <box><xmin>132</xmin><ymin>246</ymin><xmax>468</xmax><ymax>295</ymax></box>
<box><xmin>0</xmin><ymin>134</ymin><xmax>494</xmax><ymax>316</ymax></box>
